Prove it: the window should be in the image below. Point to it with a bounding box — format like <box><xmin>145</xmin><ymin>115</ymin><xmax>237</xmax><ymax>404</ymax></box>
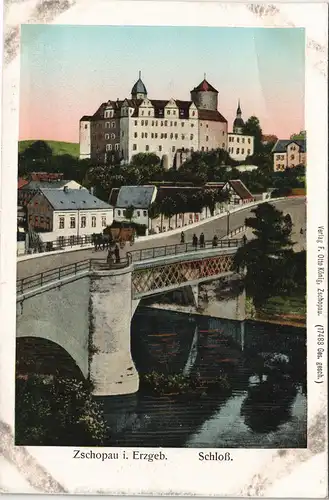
<box><xmin>59</xmin><ymin>217</ymin><xmax>65</xmax><ymax>229</ymax></box>
<box><xmin>222</xmin><ymin>131</ymin><xmax>225</xmax><ymax>136</ymax></box>
<box><xmin>175</xmin><ymin>134</ymin><xmax>178</xmax><ymax>139</ymax></box>
<box><xmin>170</xmin><ymin>133</ymin><xmax>173</xmax><ymax>139</ymax></box>
<box><xmin>141</xmin><ymin>110</ymin><xmax>144</xmax><ymax>116</ymax></box>
<box><xmin>174</xmin><ymin>122</ymin><xmax>177</xmax><ymax>126</ymax></box>
<box><xmin>111</xmin><ymin>121</ymin><xmax>115</xmax><ymax>128</ymax></box>
<box><xmin>145</xmin><ymin>120</ymin><xmax>148</xmax><ymax>126</ymax></box>
<box><xmin>237</xmin><ymin>137</ymin><xmax>240</xmax><ymax>143</ymax></box>
<box><xmin>156</xmin><ymin>121</ymin><xmax>158</xmax><ymax>126</ymax></box>
<box><xmin>145</xmin><ymin>133</ymin><xmax>148</xmax><ymax>138</ymax></box>
<box><xmin>84</xmin><ymin>124</ymin><xmax>88</xmax><ymax>129</ymax></box>
<box><xmin>141</xmin><ymin>120</ymin><xmax>144</xmax><ymax>126</ymax></box>
<box><xmin>165</xmin><ymin>120</ymin><xmax>168</xmax><ymax>126</ymax></box>
<box><xmin>161</xmin><ymin>121</ymin><xmax>164</xmax><ymax>126</ymax></box>
<box><xmin>141</xmin><ymin>132</ymin><xmax>144</xmax><ymax>138</ymax></box>
<box><xmin>172</xmin><ymin>146</ymin><xmax>175</xmax><ymax>152</ymax></box>
<box><xmin>81</xmin><ymin>216</ymin><xmax>86</xmax><ymax>228</ymax></box>
<box><xmin>70</xmin><ymin>216</ymin><xmax>76</xmax><ymax>229</ymax></box>
<box><xmin>146</xmin><ymin>145</ymin><xmax>149</xmax><ymax>151</ymax></box>
<box><xmin>101</xmin><ymin>216</ymin><xmax>106</xmax><ymax>227</ymax></box>
<box><xmin>117</xmin><ymin>210</ymin><xmax>121</xmax><ymax>216</ymax></box>
<box><xmin>69</xmin><ymin>236</ymin><xmax>75</xmax><ymax>245</ymax></box>
<box><xmin>167</xmin><ymin>110</ymin><xmax>170</xmax><ymax>115</ymax></box>
<box><xmin>105</xmin><ymin>122</ymin><xmax>110</xmax><ymax>128</ymax></box>
<box><xmin>222</xmin><ymin>143</ymin><xmax>225</xmax><ymax>148</ymax></box>
<box><xmin>181</xmin><ymin>122</ymin><xmax>185</xmax><ymax>127</ymax></box>
<box><xmin>134</xmin><ymin>120</ymin><xmax>138</xmax><ymax>126</ymax></box>
<box><xmin>247</xmin><ymin>149</ymin><xmax>251</xmax><ymax>154</ymax></box>
<box><xmin>206</xmin><ymin>124</ymin><xmax>208</xmax><ymax>128</ymax></box>
<box><xmin>201</xmin><ymin>147</ymin><xmax>204</xmax><ymax>151</ymax></box>
<box><xmin>152</xmin><ymin>121</ymin><xmax>154</xmax><ymax>126</ymax></box>
<box><xmin>236</xmin><ymin>148</ymin><xmax>240</xmax><ymax>154</ymax></box>
<box><xmin>190</xmin><ymin>134</ymin><xmax>194</xmax><ymax>140</ymax></box>
<box><xmin>134</xmin><ymin>132</ymin><xmax>138</xmax><ymax>138</ymax></box>
<box><xmin>206</xmin><ymin>136</ymin><xmax>209</xmax><ymax>142</ymax></box>
<box><xmin>148</xmin><ymin>111</ymin><xmax>151</xmax><ymax>116</ymax></box>
<box><xmin>106</xmin><ymin>144</ymin><xmax>112</xmax><ymax>151</ymax></box>
<box><xmin>111</xmin><ymin>133</ymin><xmax>115</xmax><ymax>139</ymax></box>
<box><xmin>242</xmin><ymin>148</ymin><xmax>244</xmax><ymax>154</ymax></box>
<box><xmin>91</xmin><ymin>216</ymin><xmax>96</xmax><ymax>228</ymax></box>
<box><xmin>173</xmin><ymin>111</ymin><xmax>176</xmax><ymax>116</ymax></box>
<box><xmin>182</xmin><ymin>134</ymin><xmax>185</xmax><ymax>140</ymax></box>
<box><xmin>115</xmin><ymin>144</ymin><xmax>119</xmax><ymax>151</ymax></box>
<box><xmin>133</xmin><ymin>144</ymin><xmax>137</xmax><ymax>150</ymax></box>
<box><xmin>105</xmin><ymin>134</ymin><xmax>109</xmax><ymax>139</ymax></box>
<box><xmin>248</xmin><ymin>138</ymin><xmax>251</xmax><ymax>144</ymax></box>
<box><xmin>137</xmin><ymin>210</ymin><xmax>141</xmax><ymax>217</ymax></box>
<box><xmin>242</xmin><ymin>138</ymin><xmax>245</xmax><ymax>143</ymax></box>
<box><xmin>164</xmin><ymin>133</ymin><xmax>167</xmax><ymax>139</ymax></box>
<box><xmin>151</xmin><ymin>133</ymin><xmax>154</xmax><ymax>139</ymax></box>
<box><xmin>155</xmin><ymin>133</ymin><xmax>158</xmax><ymax>139</ymax></box>
<box><xmin>143</xmin><ymin>210</ymin><xmax>147</xmax><ymax>216</ymax></box>
<box><xmin>170</xmin><ymin>121</ymin><xmax>173</xmax><ymax>126</ymax></box>
<box><xmin>291</xmin><ymin>155</ymin><xmax>295</xmax><ymax>160</ymax></box>
<box><xmin>159</xmin><ymin>145</ymin><xmax>162</xmax><ymax>151</ymax></box>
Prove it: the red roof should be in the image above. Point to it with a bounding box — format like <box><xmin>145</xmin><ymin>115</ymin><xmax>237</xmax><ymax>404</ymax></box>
<box><xmin>198</xmin><ymin>109</ymin><xmax>227</xmax><ymax>123</ymax></box>
<box><xmin>18</xmin><ymin>178</ymin><xmax>29</xmax><ymax>189</ymax></box>
<box><xmin>228</xmin><ymin>180</ymin><xmax>253</xmax><ymax>200</ymax></box>
<box><xmin>191</xmin><ymin>79</ymin><xmax>218</xmax><ymax>93</ymax></box>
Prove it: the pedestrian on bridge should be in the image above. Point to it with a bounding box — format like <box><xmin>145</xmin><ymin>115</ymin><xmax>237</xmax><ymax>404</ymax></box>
<box><xmin>114</xmin><ymin>244</ymin><xmax>121</xmax><ymax>263</ymax></box>
<box><xmin>242</xmin><ymin>235</ymin><xmax>248</xmax><ymax>246</ymax></box>
<box><xmin>200</xmin><ymin>232</ymin><xmax>205</xmax><ymax>248</ymax></box>
<box><xmin>180</xmin><ymin>231</ymin><xmax>185</xmax><ymax>244</ymax></box>
<box><xmin>212</xmin><ymin>235</ymin><xmax>218</xmax><ymax>247</ymax></box>
<box><xmin>192</xmin><ymin>234</ymin><xmax>198</xmax><ymax>250</ymax></box>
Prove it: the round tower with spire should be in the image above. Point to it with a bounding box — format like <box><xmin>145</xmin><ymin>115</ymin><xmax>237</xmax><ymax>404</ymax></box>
<box><xmin>190</xmin><ymin>74</ymin><xmax>218</xmax><ymax>111</ymax></box>
<box><xmin>131</xmin><ymin>71</ymin><xmax>147</xmax><ymax>100</ymax></box>
<box><xmin>233</xmin><ymin>100</ymin><xmax>245</xmax><ymax>134</ymax></box>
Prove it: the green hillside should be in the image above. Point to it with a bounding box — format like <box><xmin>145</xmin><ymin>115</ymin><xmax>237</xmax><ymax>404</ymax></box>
<box><xmin>19</xmin><ymin>140</ymin><xmax>79</xmax><ymax>158</ymax></box>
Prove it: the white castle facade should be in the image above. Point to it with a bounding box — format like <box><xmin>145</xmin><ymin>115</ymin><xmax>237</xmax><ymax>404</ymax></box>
<box><xmin>79</xmin><ymin>74</ymin><xmax>254</xmax><ymax>168</ymax></box>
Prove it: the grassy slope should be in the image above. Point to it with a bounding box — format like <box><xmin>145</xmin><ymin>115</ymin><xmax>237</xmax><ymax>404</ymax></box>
<box><xmin>19</xmin><ymin>140</ymin><xmax>79</xmax><ymax>158</ymax></box>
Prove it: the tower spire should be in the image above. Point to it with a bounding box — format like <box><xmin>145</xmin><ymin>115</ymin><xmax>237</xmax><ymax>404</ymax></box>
<box><xmin>237</xmin><ymin>99</ymin><xmax>242</xmax><ymax>116</ymax></box>
<box><xmin>204</xmin><ymin>72</ymin><xmax>206</xmax><ymax>80</ymax></box>
<box><xmin>139</xmin><ymin>70</ymin><xmax>141</xmax><ymax>79</ymax></box>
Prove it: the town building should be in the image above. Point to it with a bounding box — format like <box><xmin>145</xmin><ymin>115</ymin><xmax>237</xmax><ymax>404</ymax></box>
<box><xmin>27</xmin><ymin>187</ymin><xmax>113</xmax><ymax>244</ymax></box>
<box><xmin>18</xmin><ymin>173</ymin><xmax>86</xmax><ymax>206</ymax></box>
<box><xmin>271</xmin><ymin>139</ymin><xmax>307</xmax><ymax>171</ymax></box>
<box><xmin>227</xmin><ymin>101</ymin><xmax>254</xmax><ymax>162</ymax></box>
<box><xmin>79</xmin><ymin>74</ymin><xmax>228</xmax><ymax>169</ymax></box>
<box><xmin>109</xmin><ymin>180</ymin><xmax>253</xmax><ymax>234</ymax></box>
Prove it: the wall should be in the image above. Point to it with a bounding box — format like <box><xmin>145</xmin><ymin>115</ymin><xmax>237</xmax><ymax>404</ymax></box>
<box><xmin>16</xmin><ymin>276</ymin><xmax>90</xmax><ymax>377</ymax></box>
<box><xmin>198</xmin><ymin>120</ymin><xmax>227</xmax><ymax>152</ymax></box>
<box><xmin>228</xmin><ymin>134</ymin><xmax>254</xmax><ymax>161</ymax></box>
<box><xmin>79</xmin><ymin>120</ymin><xmax>91</xmax><ymax>159</ymax></box>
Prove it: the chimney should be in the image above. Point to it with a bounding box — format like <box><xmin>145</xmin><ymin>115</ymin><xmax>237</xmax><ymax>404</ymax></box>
<box><xmin>63</xmin><ymin>186</ymin><xmax>69</xmax><ymax>193</ymax></box>
<box><xmin>90</xmin><ymin>187</ymin><xmax>95</xmax><ymax>196</ymax></box>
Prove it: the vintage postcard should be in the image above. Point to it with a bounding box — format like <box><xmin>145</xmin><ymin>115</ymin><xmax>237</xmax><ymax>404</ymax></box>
<box><xmin>0</xmin><ymin>1</ymin><xmax>328</xmax><ymax>497</ymax></box>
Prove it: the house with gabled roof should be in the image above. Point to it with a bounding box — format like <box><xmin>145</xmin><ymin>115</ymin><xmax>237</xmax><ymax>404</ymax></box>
<box><xmin>27</xmin><ymin>187</ymin><xmax>113</xmax><ymax>244</ymax></box>
<box><xmin>271</xmin><ymin>139</ymin><xmax>306</xmax><ymax>172</ymax></box>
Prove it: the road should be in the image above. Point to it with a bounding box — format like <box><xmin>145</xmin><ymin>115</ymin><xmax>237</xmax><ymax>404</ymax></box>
<box><xmin>17</xmin><ymin>197</ymin><xmax>306</xmax><ymax>279</ymax></box>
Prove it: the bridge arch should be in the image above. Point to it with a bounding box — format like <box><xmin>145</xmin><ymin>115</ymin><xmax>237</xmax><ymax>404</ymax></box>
<box><xmin>16</xmin><ymin>337</ymin><xmax>85</xmax><ymax>380</ymax></box>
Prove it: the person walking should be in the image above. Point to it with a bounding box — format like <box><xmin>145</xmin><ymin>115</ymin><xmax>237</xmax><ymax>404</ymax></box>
<box><xmin>180</xmin><ymin>231</ymin><xmax>185</xmax><ymax>244</ymax></box>
<box><xmin>107</xmin><ymin>248</ymin><xmax>114</xmax><ymax>266</ymax></box>
<box><xmin>212</xmin><ymin>235</ymin><xmax>218</xmax><ymax>247</ymax></box>
<box><xmin>114</xmin><ymin>244</ymin><xmax>120</xmax><ymax>263</ymax></box>
<box><xmin>242</xmin><ymin>234</ymin><xmax>248</xmax><ymax>246</ymax></box>
<box><xmin>200</xmin><ymin>232</ymin><xmax>205</xmax><ymax>248</ymax></box>
<box><xmin>192</xmin><ymin>234</ymin><xmax>198</xmax><ymax>250</ymax></box>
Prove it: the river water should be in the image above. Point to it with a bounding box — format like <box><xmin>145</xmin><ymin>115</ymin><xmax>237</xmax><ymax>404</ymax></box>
<box><xmin>102</xmin><ymin>307</ymin><xmax>307</xmax><ymax>448</ymax></box>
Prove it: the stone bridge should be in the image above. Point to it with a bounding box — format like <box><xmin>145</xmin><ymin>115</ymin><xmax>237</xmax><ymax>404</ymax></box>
<box><xmin>16</xmin><ymin>239</ymin><xmax>245</xmax><ymax>397</ymax></box>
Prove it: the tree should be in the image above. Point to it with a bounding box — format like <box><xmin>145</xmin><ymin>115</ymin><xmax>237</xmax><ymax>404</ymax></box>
<box><xmin>290</xmin><ymin>131</ymin><xmax>306</xmax><ymax>140</ymax></box>
<box><xmin>16</xmin><ymin>376</ymin><xmax>108</xmax><ymax>446</ymax></box>
<box><xmin>233</xmin><ymin>203</ymin><xmax>295</xmax><ymax>308</ymax></box>
<box><xmin>22</xmin><ymin>140</ymin><xmax>53</xmax><ymax>163</ymax></box>
<box><xmin>242</xmin><ymin>117</ymin><xmax>263</xmax><ymax>154</ymax></box>
<box><xmin>125</xmin><ymin>205</ymin><xmax>135</xmax><ymax>222</ymax></box>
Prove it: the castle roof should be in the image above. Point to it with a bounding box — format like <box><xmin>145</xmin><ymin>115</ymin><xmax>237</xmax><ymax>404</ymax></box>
<box><xmin>131</xmin><ymin>72</ymin><xmax>147</xmax><ymax>96</ymax></box>
<box><xmin>233</xmin><ymin>117</ymin><xmax>245</xmax><ymax>128</ymax></box>
<box><xmin>191</xmin><ymin>79</ymin><xmax>218</xmax><ymax>93</ymax></box>
<box><xmin>198</xmin><ymin>109</ymin><xmax>227</xmax><ymax>123</ymax></box>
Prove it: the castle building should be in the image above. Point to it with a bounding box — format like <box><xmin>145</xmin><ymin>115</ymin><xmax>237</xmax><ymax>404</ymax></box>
<box><xmin>227</xmin><ymin>101</ymin><xmax>254</xmax><ymax>162</ymax></box>
<box><xmin>79</xmin><ymin>73</ymin><xmax>228</xmax><ymax>168</ymax></box>
<box><xmin>271</xmin><ymin>139</ymin><xmax>306</xmax><ymax>171</ymax></box>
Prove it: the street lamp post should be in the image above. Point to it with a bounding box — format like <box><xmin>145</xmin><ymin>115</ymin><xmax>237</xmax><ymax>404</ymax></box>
<box><xmin>226</xmin><ymin>208</ymin><xmax>230</xmax><ymax>236</ymax></box>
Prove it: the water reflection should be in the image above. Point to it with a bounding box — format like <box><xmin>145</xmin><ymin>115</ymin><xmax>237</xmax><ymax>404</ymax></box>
<box><xmin>102</xmin><ymin>307</ymin><xmax>306</xmax><ymax>448</ymax></box>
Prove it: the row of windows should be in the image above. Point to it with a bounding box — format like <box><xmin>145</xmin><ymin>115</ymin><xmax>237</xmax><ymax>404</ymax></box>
<box><xmin>105</xmin><ymin>133</ymin><xmax>116</xmax><ymax>140</ymax></box>
<box><xmin>134</xmin><ymin>119</ymin><xmax>195</xmax><ymax>128</ymax></box>
<box><xmin>29</xmin><ymin>215</ymin><xmax>50</xmax><ymax>225</ymax></box>
<box><xmin>134</xmin><ymin>132</ymin><xmax>195</xmax><ymax>141</ymax></box>
<box><xmin>58</xmin><ymin>215</ymin><xmax>107</xmax><ymax>229</ymax></box>
<box><xmin>276</xmin><ymin>154</ymin><xmax>296</xmax><ymax>161</ymax></box>
<box><xmin>117</xmin><ymin>209</ymin><xmax>147</xmax><ymax>217</ymax></box>
<box><xmin>228</xmin><ymin>136</ymin><xmax>251</xmax><ymax>144</ymax></box>
<box><xmin>106</xmin><ymin>144</ymin><xmax>120</xmax><ymax>151</ymax></box>
<box><xmin>228</xmin><ymin>147</ymin><xmax>251</xmax><ymax>155</ymax></box>
<box><xmin>105</xmin><ymin>121</ymin><xmax>116</xmax><ymax>128</ymax></box>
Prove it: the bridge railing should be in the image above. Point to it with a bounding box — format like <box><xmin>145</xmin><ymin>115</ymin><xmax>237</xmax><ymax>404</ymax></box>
<box><xmin>127</xmin><ymin>238</ymin><xmax>244</xmax><ymax>263</ymax></box>
<box><xmin>16</xmin><ymin>259</ymin><xmax>93</xmax><ymax>296</ymax></box>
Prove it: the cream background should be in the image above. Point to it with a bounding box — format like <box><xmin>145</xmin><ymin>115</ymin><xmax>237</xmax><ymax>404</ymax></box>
<box><xmin>0</xmin><ymin>1</ymin><xmax>328</xmax><ymax>497</ymax></box>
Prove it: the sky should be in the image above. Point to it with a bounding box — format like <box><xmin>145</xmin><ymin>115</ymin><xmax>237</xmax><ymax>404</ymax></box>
<box><xmin>19</xmin><ymin>25</ymin><xmax>305</xmax><ymax>143</ymax></box>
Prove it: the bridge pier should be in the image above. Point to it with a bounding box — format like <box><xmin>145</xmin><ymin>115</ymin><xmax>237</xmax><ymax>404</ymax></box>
<box><xmin>89</xmin><ymin>266</ymin><xmax>139</xmax><ymax>396</ymax></box>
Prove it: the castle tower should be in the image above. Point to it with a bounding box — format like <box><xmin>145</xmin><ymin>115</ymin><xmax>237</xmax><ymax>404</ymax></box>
<box><xmin>233</xmin><ymin>100</ymin><xmax>245</xmax><ymax>134</ymax></box>
<box><xmin>190</xmin><ymin>74</ymin><xmax>218</xmax><ymax>111</ymax></box>
<box><xmin>131</xmin><ymin>71</ymin><xmax>147</xmax><ymax>100</ymax></box>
